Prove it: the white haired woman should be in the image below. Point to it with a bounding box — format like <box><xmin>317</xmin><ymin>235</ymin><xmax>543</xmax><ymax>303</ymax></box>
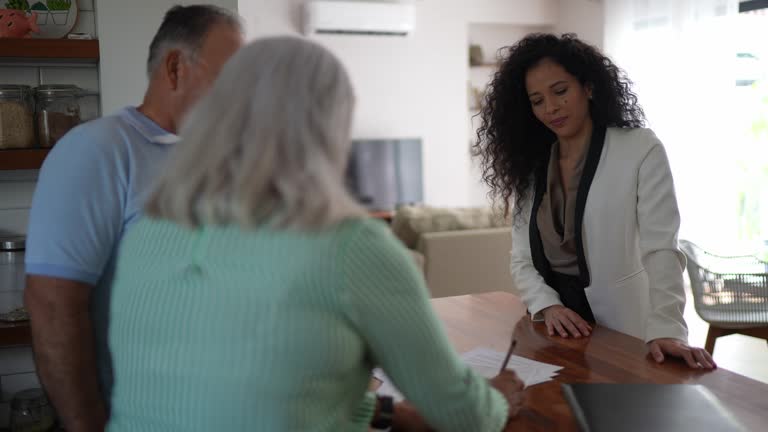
<box><xmin>105</xmin><ymin>37</ymin><xmax>524</xmax><ymax>432</ymax></box>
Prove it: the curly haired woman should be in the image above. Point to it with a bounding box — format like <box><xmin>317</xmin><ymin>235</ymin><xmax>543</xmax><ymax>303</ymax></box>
<box><xmin>474</xmin><ymin>33</ymin><xmax>715</xmax><ymax>369</ymax></box>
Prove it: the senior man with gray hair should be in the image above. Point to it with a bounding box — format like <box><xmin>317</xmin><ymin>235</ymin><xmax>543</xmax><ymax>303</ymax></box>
<box><xmin>24</xmin><ymin>5</ymin><xmax>244</xmax><ymax>431</ymax></box>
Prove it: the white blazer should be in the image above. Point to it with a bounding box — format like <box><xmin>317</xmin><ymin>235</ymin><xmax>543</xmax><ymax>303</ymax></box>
<box><xmin>510</xmin><ymin>127</ymin><xmax>688</xmax><ymax>343</ymax></box>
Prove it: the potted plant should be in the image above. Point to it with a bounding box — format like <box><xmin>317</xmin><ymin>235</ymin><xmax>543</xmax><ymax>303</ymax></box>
<box><xmin>4</xmin><ymin>0</ymin><xmax>30</xmax><ymax>10</ymax></box>
<box><xmin>30</xmin><ymin>1</ymin><xmax>47</xmax><ymax>24</ymax></box>
<box><xmin>46</xmin><ymin>0</ymin><xmax>70</xmax><ymax>25</ymax></box>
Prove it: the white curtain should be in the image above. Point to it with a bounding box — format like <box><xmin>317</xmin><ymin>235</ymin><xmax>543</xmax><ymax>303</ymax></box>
<box><xmin>603</xmin><ymin>0</ymin><xmax>762</xmax><ymax>250</ymax></box>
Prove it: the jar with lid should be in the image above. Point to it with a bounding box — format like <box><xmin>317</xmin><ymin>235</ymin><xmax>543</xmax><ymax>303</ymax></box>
<box><xmin>0</xmin><ymin>85</ymin><xmax>36</xmax><ymax>149</ymax></box>
<box><xmin>35</xmin><ymin>84</ymin><xmax>83</xmax><ymax>148</ymax></box>
<box><xmin>0</xmin><ymin>236</ymin><xmax>25</xmax><ymax>314</ymax></box>
<box><xmin>9</xmin><ymin>388</ymin><xmax>56</xmax><ymax>432</ymax></box>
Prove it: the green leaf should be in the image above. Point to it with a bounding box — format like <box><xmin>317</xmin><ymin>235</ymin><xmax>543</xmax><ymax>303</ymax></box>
<box><xmin>46</xmin><ymin>0</ymin><xmax>70</xmax><ymax>11</ymax></box>
<box><xmin>30</xmin><ymin>1</ymin><xmax>47</xmax><ymax>11</ymax></box>
<box><xmin>4</xmin><ymin>0</ymin><xmax>30</xmax><ymax>11</ymax></box>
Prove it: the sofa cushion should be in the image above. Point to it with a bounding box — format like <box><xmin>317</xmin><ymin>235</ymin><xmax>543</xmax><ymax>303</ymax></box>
<box><xmin>391</xmin><ymin>205</ymin><xmax>509</xmax><ymax>249</ymax></box>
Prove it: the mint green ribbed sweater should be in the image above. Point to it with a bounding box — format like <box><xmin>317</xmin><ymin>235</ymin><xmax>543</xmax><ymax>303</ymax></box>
<box><xmin>106</xmin><ymin>217</ymin><xmax>508</xmax><ymax>431</ymax></box>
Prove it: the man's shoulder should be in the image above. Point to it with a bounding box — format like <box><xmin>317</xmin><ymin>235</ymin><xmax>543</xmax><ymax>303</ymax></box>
<box><xmin>60</xmin><ymin>109</ymin><xmax>136</xmax><ymax>146</ymax></box>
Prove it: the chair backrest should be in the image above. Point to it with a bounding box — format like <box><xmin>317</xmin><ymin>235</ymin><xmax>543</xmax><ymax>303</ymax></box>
<box><xmin>679</xmin><ymin>239</ymin><xmax>768</xmax><ymax>325</ymax></box>
<box><xmin>679</xmin><ymin>240</ymin><xmax>708</xmax><ymax>314</ymax></box>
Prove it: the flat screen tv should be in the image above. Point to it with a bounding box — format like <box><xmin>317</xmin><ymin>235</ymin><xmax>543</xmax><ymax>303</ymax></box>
<box><xmin>346</xmin><ymin>138</ymin><xmax>423</xmax><ymax>211</ymax></box>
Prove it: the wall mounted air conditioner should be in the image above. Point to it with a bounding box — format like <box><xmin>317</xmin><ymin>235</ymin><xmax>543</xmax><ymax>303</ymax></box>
<box><xmin>303</xmin><ymin>1</ymin><xmax>416</xmax><ymax>36</ymax></box>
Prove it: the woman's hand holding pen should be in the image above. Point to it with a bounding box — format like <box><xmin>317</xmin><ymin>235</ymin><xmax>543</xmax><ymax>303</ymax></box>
<box><xmin>492</xmin><ymin>336</ymin><xmax>524</xmax><ymax>419</ymax></box>
<box><xmin>490</xmin><ymin>371</ymin><xmax>525</xmax><ymax>418</ymax></box>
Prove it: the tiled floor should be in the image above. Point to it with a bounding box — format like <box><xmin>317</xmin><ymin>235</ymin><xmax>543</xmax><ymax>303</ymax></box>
<box><xmin>684</xmin><ymin>284</ymin><xmax>768</xmax><ymax>384</ymax></box>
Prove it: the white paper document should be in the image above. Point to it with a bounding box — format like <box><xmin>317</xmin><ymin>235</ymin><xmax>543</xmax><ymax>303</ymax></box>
<box><xmin>372</xmin><ymin>368</ymin><xmax>404</xmax><ymax>402</ymax></box>
<box><xmin>374</xmin><ymin>347</ymin><xmax>562</xmax><ymax>401</ymax></box>
<box><xmin>460</xmin><ymin>347</ymin><xmax>563</xmax><ymax>387</ymax></box>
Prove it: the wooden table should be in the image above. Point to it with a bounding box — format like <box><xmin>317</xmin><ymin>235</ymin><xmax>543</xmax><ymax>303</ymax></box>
<box><xmin>431</xmin><ymin>292</ymin><xmax>768</xmax><ymax>432</ymax></box>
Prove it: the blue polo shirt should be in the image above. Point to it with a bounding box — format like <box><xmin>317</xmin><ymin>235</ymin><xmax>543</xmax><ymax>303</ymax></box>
<box><xmin>25</xmin><ymin>107</ymin><xmax>178</xmax><ymax>400</ymax></box>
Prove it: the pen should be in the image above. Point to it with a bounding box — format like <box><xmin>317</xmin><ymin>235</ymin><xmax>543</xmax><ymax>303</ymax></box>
<box><xmin>499</xmin><ymin>336</ymin><xmax>517</xmax><ymax>374</ymax></box>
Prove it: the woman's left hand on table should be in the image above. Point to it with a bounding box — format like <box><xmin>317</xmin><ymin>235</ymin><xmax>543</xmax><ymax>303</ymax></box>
<box><xmin>648</xmin><ymin>338</ymin><xmax>717</xmax><ymax>369</ymax></box>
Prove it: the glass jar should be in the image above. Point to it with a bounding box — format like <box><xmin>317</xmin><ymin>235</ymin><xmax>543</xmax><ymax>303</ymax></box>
<box><xmin>9</xmin><ymin>388</ymin><xmax>56</xmax><ymax>432</ymax></box>
<box><xmin>0</xmin><ymin>236</ymin><xmax>25</xmax><ymax>314</ymax></box>
<box><xmin>0</xmin><ymin>85</ymin><xmax>36</xmax><ymax>150</ymax></box>
<box><xmin>77</xmin><ymin>91</ymin><xmax>101</xmax><ymax>123</ymax></box>
<box><xmin>34</xmin><ymin>85</ymin><xmax>83</xmax><ymax>149</ymax></box>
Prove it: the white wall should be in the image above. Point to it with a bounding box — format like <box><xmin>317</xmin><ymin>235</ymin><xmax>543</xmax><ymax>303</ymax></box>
<box><xmin>97</xmin><ymin>0</ymin><xmax>238</xmax><ymax>115</ymax></box>
<box><xmin>466</xmin><ymin>22</ymin><xmax>555</xmax><ymax>206</ymax></box>
<box><xmin>555</xmin><ymin>0</ymin><xmax>605</xmax><ymax>48</ymax></box>
<box><xmin>239</xmin><ymin>0</ymin><xmax>558</xmax><ymax>206</ymax></box>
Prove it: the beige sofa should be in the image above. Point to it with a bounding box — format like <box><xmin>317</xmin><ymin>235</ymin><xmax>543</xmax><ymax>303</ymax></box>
<box><xmin>392</xmin><ymin>206</ymin><xmax>517</xmax><ymax>298</ymax></box>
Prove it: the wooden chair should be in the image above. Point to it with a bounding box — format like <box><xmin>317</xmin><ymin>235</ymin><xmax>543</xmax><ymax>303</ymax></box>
<box><xmin>679</xmin><ymin>240</ymin><xmax>768</xmax><ymax>354</ymax></box>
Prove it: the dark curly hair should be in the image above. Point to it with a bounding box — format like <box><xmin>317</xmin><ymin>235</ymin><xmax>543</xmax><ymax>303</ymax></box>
<box><xmin>473</xmin><ymin>33</ymin><xmax>645</xmax><ymax>219</ymax></box>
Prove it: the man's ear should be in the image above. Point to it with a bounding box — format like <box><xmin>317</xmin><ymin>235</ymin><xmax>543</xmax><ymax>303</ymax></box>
<box><xmin>586</xmin><ymin>82</ymin><xmax>594</xmax><ymax>100</ymax></box>
<box><xmin>163</xmin><ymin>49</ymin><xmax>183</xmax><ymax>91</ymax></box>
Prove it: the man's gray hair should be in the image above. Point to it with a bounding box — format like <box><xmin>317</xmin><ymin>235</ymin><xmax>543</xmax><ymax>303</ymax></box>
<box><xmin>146</xmin><ymin>4</ymin><xmax>242</xmax><ymax>76</ymax></box>
<box><xmin>145</xmin><ymin>36</ymin><xmax>366</xmax><ymax>229</ymax></box>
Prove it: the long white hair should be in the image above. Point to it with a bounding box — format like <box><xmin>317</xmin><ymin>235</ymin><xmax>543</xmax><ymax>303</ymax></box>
<box><xmin>145</xmin><ymin>36</ymin><xmax>366</xmax><ymax>229</ymax></box>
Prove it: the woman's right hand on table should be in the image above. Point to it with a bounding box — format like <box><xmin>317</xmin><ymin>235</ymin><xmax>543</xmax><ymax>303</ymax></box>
<box><xmin>490</xmin><ymin>370</ymin><xmax>525</xmax><ymax>418</ymax></box>
<box><xmin>541</xmin><ymin>305</ymin><xmax>592</xmax><ymax>338</ymax></box>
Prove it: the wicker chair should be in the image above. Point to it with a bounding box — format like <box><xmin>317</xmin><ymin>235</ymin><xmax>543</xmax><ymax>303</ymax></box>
<box><xmin>679</xmin><ymin>240</ymin><xmax>768</xmax><ymax>355</ymax></box>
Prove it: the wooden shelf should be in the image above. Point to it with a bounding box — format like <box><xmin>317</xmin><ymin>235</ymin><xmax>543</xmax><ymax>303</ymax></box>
<box><xmin>0</xmin><ymin>148</ymin><xmax>51</xmax><ymax>170</ymax></box>
<box><xmin>0</xmin><ymin>39</ymin><xmax>98</xmax><ymax>170</ymax></box>
<box><xmin>0</xmin><ymin>321</ymin><xmax>31</xmax><ymax>347</ymax></box>
<box><xmin>0</xmin><ymin>38</ymin><xmax>99</xmax><ymax>62</ymax></box>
